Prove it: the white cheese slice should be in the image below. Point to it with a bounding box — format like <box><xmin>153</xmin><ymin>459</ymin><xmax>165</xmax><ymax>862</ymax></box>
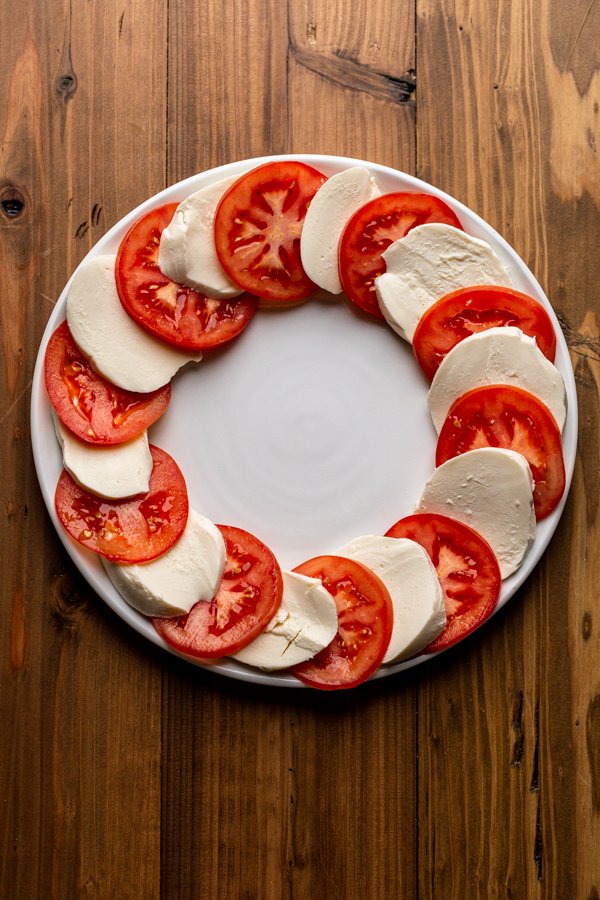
<box><xmin>158</xmin><ymin>176</ymin><xmax>244</xmax><ymax>298</ymax></box>
<box><xmin>52</xmin><ymin>411</ymin><xmax>152</xmax><ymax>499</ymax></box>
<box><xmin>300</xmin><ymin>166</ymin><xmax>380</xmax><ymax>294</ymax></box>
<box><xmin>339</xmin><ymin>535</ymin><xmax>446</xmax><ymax>663</ymax></box>
<box><xmin>232</xmin><ymin>570</ymin><xmax>338</xmax><ymax>670</ymax></box>
<box><xmin>428</xmin><ymin>326</ymin><xmax>567</xmax><ymax>432</ymax></box>
<box><xmin>103</xmin><ymin>510</ymin><xmax>226</xmax><ymax>617</ymax></box>
<box><xmin>375</xmin><ymin>223</ymin><xmax>513</xmax><ymax>342</ymax></box>
<box><xmin>66</xmin><ymin>254</ymin><xmax>202</xmax><ymax>393</ymax></box>
<box><xmin>417</xmin><ymin>447</ymin><xmax>536</xmax><ymax>579</ymax></box>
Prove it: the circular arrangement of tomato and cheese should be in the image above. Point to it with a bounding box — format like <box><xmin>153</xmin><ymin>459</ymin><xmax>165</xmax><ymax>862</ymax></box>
<box><xmin>36</xmin><ymin>156</ymin><xmax>574</xmax><ymax>690</ymax></box>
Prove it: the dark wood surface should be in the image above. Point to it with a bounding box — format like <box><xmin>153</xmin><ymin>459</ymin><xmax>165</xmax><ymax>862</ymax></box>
<box><xmin>1</xmin><ymin>1</ymin><xmax>599</xmax><ymax>897</ymax></box>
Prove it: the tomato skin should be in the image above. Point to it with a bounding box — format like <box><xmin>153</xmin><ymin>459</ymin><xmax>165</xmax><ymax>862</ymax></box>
<box><xmin>289</xmin><ymin>555</ymin><xmax>393</xmax><ymax>690</ymax></box>
<box><xmin>214</xmin><ymin>161</ymin><xmax>327</xmax><ymax>302</ymax></box>
<box><xmin>339</xmin><ymin>192</ymin><xmax>463</xmax><ymax>317</ymax></box>
<box><xmin>116</xmin><ymin>204</ymin><xmax>258</xmax><ymax>351</ymax></box>
<box><xmin>152</xmin><ymin>525</ymin><xmax>282</xmax><ymax>658</ymax></box>
<box><xmin>413</xmin><ymin>285</ymin><xmax>557</xmax><ymax>380</ymax></box>
<box><xmin>385</xmin><ymin>513</ymin><xmax>501</xmax><ymax>653</ymax></box>
<box><xmin>436</xmin><ymin>385</ymin><xmax>565</xmax><ymax>520</ymax></box>
<box><xmin>55</xmin><ymin>445</ymin><xmax>189</xmax><ymax>562</ymax></box>
<box><xmin>44</xmin><ymin>321</ymin><xmax>171</xmax><ymax>444</ymax></box>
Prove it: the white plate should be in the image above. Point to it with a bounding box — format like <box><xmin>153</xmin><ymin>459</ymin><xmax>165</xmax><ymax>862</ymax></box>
<box><xmin>31</xmin><ymin>154</ymin><xmax>578</xmax><ymax>687</ymax></box>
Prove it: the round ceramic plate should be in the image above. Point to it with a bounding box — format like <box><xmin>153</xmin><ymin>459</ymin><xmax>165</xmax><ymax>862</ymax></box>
<box><xmin>31</xmin><ymin>154</ymin><xmax>578</xmax><ymax>687</ymax></box>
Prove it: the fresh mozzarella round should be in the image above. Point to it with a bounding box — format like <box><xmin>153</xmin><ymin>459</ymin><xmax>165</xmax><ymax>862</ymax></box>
<box><xmin>103</xmin><ymin>510</ymin><xmax>226</xmax><ymax>617</ymax></box>
<box><xmin>66</xmin><ymin>255</ymin><xmax>202</xmax><ymax>392</ymax></box>
<box><xmin>417</xmin><ymin>447</ymin><xmax>536</xmax><ymax>579</ymax></box>
<box><xmin>158</xmin><ymin>176</ymin><xmax>244</xmax><ymax>298</ymax></box>
<box><xmin>300</xmin><ymin>166</ymin><xmax>380</xmax><ymax>294</ymax></box>
<box><xmin>338</xmin><ymin>535</ymin><xmax>446</xmax><ymax>663</ymax></box>
<box><xmin>232</xmin><ymin>570</ymin><xmax>338</xmax><ymax>670</ymax></box>
<box><xmin>428</xmin><ymin>326</ymin><xmax>567</xmax><ymax>433</ymax></box>
<box><xmin>52</xmin><ymin>411</ymin><xmax>152</xmax><ymax>499</ymax></box>
<box><xmin>375</xmin><ymin>223</ymin><xmax>513</xmax><ymax>342</ymax></box>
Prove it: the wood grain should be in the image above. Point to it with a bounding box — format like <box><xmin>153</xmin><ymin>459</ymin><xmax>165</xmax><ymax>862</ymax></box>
<box><xmin>0</xmin><ymin>2</ymin><xmax>166</xmax><ymax>897</ymax></box>
<box><xmin>417</xmin><ymin>1</ymin><xmax>600</xmax><ymax>897</ymax></box>
<box><xmin>1</xmin><ymin>0</ymin><xmax>599</xmax><ymax>897</ymax></box>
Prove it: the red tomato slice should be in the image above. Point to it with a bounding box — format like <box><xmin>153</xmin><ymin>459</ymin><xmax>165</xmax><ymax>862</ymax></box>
<box><xmin>289</xmin><ymin>555</ymin><xmax>393</xmax><ymax>690</ymax></box>
<box><xmin>385</xmin><ymin>513</ymin><xmax>501</xmax><ymax>653</ymax></box>
<box><xmin>152</xmin><ymin>525</ymin><xmax>283</xmax><ymax>658</ymax></box>
<box><xmin>413</xmin><ymin>285</ymin><xmax>557</xmax><ymax>380</ymax></box>
<box><xmin>436</xmin><ymin>384</ymin><xmax>565</xmax><ymax>519</ymax></box>
<box><xmin>44</xmin><ymin>321</ymin><xmax>171</xmax><ymax>444</ymax></box>
<box><xmin>55</xmin><ymin>445</ymin><xmax>188</xmax><ymax>562</ymax></box>
<box><xmin>115</xmin><ymin>204</ymin><xmax>258</xmax><ymax>350</ymax></box>
<box><xmin>339</xmin><ymin>193</ymin><xmax>463</xmax><ymax>317</ymax></box>
<box><xmin>214</xmin><ymin>161</ymin><xmax>327</xmax><ymax>302</ymax></box>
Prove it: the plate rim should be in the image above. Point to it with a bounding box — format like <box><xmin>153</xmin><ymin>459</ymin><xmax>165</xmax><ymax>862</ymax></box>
<box><xmin>30</xmin><ymin>152</ymin><xmax>579</xmax><ymax>688</ymax></box>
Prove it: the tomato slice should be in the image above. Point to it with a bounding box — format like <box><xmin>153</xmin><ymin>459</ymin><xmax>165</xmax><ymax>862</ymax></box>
<box><xmin>115</xmin><ymin>204</ymin><xmax>258</xmax><ymax>350</ymax></box>
<box><xmin>436</xmin><ymin>384</ymin><xmax>565</xmax><ymax>519</ymax></box>
<box><xmin>55</xmin><ymin>445</ymin><xmax>189</xmax><ymax>562</ymax></box>
<box><xmin>214</xmin><ymin>161</ymin><xmax>327</xmax><ymax>302</ymax></box>
<box><xmin>289</xmin><ymin>555</ymin><xmax>393</xmax><ymax>690</ymax></box>
<box><xmin>152</xmin><ymin>525</ymin><xmax>283</xmax><ymax>658</ymax></box>
<box><xmin>339</xmin><ymin>193</ymin><xmax>463</xmax><ymax>317</ymax></box>
<box><xmin>44</xmin><ymin>321</ymin><xmax>171</xmax><ymax>444</ymax></box>
<box><xmin>385</xmin><ymin>513</ymin><xmax>501</xmax><ymax>652</ymax></box>
<box><xmin>413</xmin><ymin>285</ymin><xmax>557</xmax><ymax>380</ymax></box>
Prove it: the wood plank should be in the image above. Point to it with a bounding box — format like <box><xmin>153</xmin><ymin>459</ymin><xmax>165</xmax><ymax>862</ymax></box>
<box><xmin>160</xmin><ymin>669</ymin><xmax>418</xmax><ymax>900</ymax></box>
<box><xmin>167</xmin><ymin>0</ymin><xmax>290</xmax><ymax>181</ymax></box>
<box><xmin>0</xmin><ymin>2</ymin><xmax>167</xmax><ymax>897</ymax></box>
<box><xmin>164</xmin><ymin>2</ymin><xmax>417</xmax><ymax>897</ymax></box>
<box><xmin>416</xmin><ymin>0</ymin><xmax>600</xmax><ymax>896</ymax></box>
<box><xmin>287</xmin><ymin>1</ymin><xmax>416</xmax><ymax>166</ymax></box>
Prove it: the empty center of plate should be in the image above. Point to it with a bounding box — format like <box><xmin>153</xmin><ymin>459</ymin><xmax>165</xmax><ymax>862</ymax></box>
<box><xmin>154</xmin><ymin>295</ymin><xmax>436</xmax><ymax>569</ymax></box>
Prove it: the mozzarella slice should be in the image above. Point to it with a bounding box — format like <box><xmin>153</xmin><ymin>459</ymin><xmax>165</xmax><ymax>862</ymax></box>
<box><xmin>233</xmin><ymin>570</ymin><xmax>338</xmax><ymax>670</ymax></box>
<box><xmin>67</xmin><ymin>255</ymin><xmax>202</xmax><ymax>392</ymax></box>
<box><xmin>300</xmin><ymin>167</ymin><xmax>380</xmax><ymax>294</ymax></box>
<box><xmin>339</xmin><ymin>535</ymin><xmax>446</xmax><ymax>663</ymax></box>
<box><xmin>375</xmin><ymin>223</ymin><xmax>513</xmax><ymax>342</ymax></box>
<box><xmin>53</xmin><ymin>411</ymin><xmax>152</xmax><ymax>499</ymax></box>
<box><xmin>103</xmin><ymin>510</ymin><xmax>226</xmax><ymax>617</ymax></box>
<box><xmin>158</xmin><ymin>176</ymin><xmax>244</xmax><ymax>298</ymax></box>
<box><xmin>428</xmin><ymin>326</ymin><xmax>567</xmax><ymax>432</ymax></box>
<box><xmin>417</xmin><ymin>447</ymin><xmax>536</xmax><ymax>579</ymax></box>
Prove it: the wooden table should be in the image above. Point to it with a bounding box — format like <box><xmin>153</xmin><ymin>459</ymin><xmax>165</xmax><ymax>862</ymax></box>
<box><xmin>2</xmin><ymin>1</ymin><xmax>599</xmax><ymax>897</ymax></box>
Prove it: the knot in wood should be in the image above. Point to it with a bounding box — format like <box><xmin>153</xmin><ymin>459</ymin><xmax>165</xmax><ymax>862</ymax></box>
<box><xmin>0</xmin><ymin>186</ymin><xmax>25</xmax><ymax>219</ymax></box>
<box><xmin>582</xmin><ymin>611</ymin><xmax>592</xmax><ymax>641</ymax></box>
<box><xmin>386</xmin><ymin>69</ymin><xmax>416</xmax><ymax>103</ymax></box>
<box><xmin>55</xmin><ymin>71</ymin><xmax>78</xmax><ymax>102</ymax></box>
<box><xmin>50</xmin><ymin>570</ymin><xmax>89</xmax><ymax>630</ymax></box>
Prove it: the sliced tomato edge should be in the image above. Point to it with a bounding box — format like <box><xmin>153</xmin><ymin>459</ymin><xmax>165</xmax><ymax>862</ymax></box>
<box><xmin>435</xmin><ymin>384</ymin><xmax>566</xmax><ymax>520</ymax></box>
<box><xmin>413</xmin><ymin>284</ymin><xmax>557</xmax><ymax>380</ymax></box>
<box><xmin>44</xmin><ymin>326</ymin><xmax>172</xmax><ymax>445</ymax></box>
<box><xmin>385</xmin><ymin>512</ymin><xmax>502</xmax><ymax>656</ymax></box>
<box><xmin>338</xmin><ymin>192</ymin><xmax>464</xmax><ymax>317</ymax></box>
<box><xmin>289</xmin><ymin>555</ymin><xmax>393</xmax><ymax>690</ymax></box>
<box><xmin>152</xmin><ymin>523</ymin><xmax>283</xmax><ymax>659</ymax></box>
<box><xmin>54</xmin><ymin>445</ymin><xmax>189</xmax><ymax>564</ymax></box>
<box><xmin>115</xmin><ymin>205</ymin><xmax>259</xmax><ymax>351</ymax></box>
<box><xmin>423</xmin><ymin>594</ymin><xmax>499</xmax><ymax>653</ymax></box>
